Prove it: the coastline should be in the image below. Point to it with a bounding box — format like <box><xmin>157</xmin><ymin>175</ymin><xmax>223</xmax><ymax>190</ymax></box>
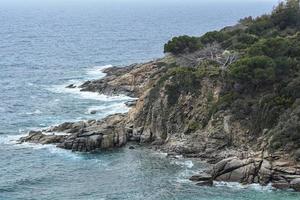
<box><xmin>16</xmin><ymin>0</ymin><xmax>300</xmax><ymax>193</ymax></box>
<box><xmin>18</xmin><ymin>56</ymin><xmax>300</xmax><ymax>192</ymax></box>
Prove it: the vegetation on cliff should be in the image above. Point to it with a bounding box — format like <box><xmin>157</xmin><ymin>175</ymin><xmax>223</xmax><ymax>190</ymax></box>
<box><xmin>161</xmin><ymin>0</ymin><xmax>300</xmax><ymax>157</ymax></box>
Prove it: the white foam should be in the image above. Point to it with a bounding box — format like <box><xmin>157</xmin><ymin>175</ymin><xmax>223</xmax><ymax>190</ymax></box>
<box><xmin>214</xmin><ymin>181</ymin><xmax>274</xmax><ymax>192</ymax></box>
<box><xmin>86</xmin><ymin>65</ymin><xmax>112</xmax><ymax>79</ymax></box>
<box><xmin>0</xmin><ymin>133</ymin><xmax>27</xmax><ymax>145</ymax></box>
<box><xmin>86</xmin><ymin>103</ymin><xmax>130</xmax><ymax>115</ymax></box>
<box><xmin>173</xmin><ymin>160</ymin><xmax>194</xmax><ymax>169</ymax></box>
<box><xmin>25</xmin><ymin>109</ymin><xmax>42</xmax><ymax>115</ymax></box>
<box><xmin>48</xmin><ymin>64</ymin><xmax>137</xmax><ymax>102</ymax></box>
<box><xmin>49</xmin><ymin>83</ymin><xmax>135</xmax><ymax>102</ymax></box>
<box><xmin>0</xmin><ymin>133</ymin><xmax>83</xmax><ymax>160</ymax></box>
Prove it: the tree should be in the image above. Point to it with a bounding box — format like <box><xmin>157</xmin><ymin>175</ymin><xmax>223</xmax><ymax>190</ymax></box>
<box><xmin>164</xmin><ymin>35</ymin><xmax>202</xmax><ymax>55</ymax></box>
<box><xmin>229</xmin><ymin>56</ymin><xmax>276</xmax><ymax>86</ymax></box>
<box><xmin>271</xmin><ymin>0</ymin><xmax>300</xmax><ymax>29</ymax></box>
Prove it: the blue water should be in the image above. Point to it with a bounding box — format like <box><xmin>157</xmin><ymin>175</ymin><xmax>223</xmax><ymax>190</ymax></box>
<box><xmin>1</xmin><ymin>0</ymin><xmax>300</xmax><ymax>199</ymax></box>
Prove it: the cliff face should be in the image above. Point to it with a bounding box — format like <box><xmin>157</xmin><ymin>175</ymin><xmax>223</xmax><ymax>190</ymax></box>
<box><xmin>125</xmin><ymin>55</ymin><xmax>300</xmax><ymax>190</ymax></box>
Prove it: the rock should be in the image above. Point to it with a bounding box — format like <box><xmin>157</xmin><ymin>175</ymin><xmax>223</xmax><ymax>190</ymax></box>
<box><xmin>125</xmin><ymin>100</ymin><xmax>138</xmax><ymax>107</ymax></box>
<box><xmin>18</xmin><ymin>131</ymin><xmax>66</xmax><ymax>145</ymax></box>
<box><xmin>129</xmin><ymin>146</ymin><xmax>135</xmax><ymax>149</ymax></box>
<box><xmin>196</xmin><ymin>180</ymin><xmax>213</xmax><ymax>187</ymax></box>
<box><xmin>258</xmin><ymin>160</ymin><xmax>272</xmax><ymax>185</ymax></box>
<box><xmin>79</xmin><ymin>61</ymin><xmax>161</xmax><ymax>98</ymax></box>
<box><xmin>19</xmin><ymin>114</ymin><xmax>128</xmax><ymax>152</ymax></box>
<box><xmin>290</xmin><ymin>178</ymin><xmax>300</xmax><ymax>191</ymax></box>
<box><xmin>272</xmin><ymin>181</ymin><xmax>290</xmax><ymax>190</ymax></box>
<box><xmin>189</xmin><ymin>173</ymin><xmax>212</xmax><ymax>182</ymax></box>
<box><xmin>90</xmin><ymin>110</ymin><xmax>97</xmax><ymax>115</ymax></box>
<box><xmin>211</xmin><ymin>157</ymin><xmax>261</xmax><ymax>184</ymax></box>
<box><xmin>66</xmin><ymin>84</ymin><xmax>76</xmax><ymax>89</ymax></box>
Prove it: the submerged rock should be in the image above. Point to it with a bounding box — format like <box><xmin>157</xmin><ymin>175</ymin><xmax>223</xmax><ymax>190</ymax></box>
<box><xmin>66</xmin><ymin>84</ymin><xmax>76</xmax><ymax>89</ymax></box>
<box><xmin>90</xmin><ymin>110</ymin><xmax>97</xmax><ymax>115</ymax></box>
<box><xmin>195</xmin><ymin>180</ymin><xmax>213</xmax><ymax>187</ymax></box>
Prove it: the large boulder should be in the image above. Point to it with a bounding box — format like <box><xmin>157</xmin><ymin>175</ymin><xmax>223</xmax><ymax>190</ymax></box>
<box><xmin>211</xmin><ymin>157</ymin><xmax>259</xmax><ymax>184</ymax></box>
<box><xmin>290</xmin><ymin>178</ymin><xmax>300</xmax><ymax>192</ymax></box>
<box><xmin>190</xmin><ymin>173</ymin><xmax>213</xmax><ymax>187</ymax></box>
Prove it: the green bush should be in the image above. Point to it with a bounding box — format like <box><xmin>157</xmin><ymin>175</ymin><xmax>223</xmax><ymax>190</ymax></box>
<box><xmin>283</xmin><ymin>76</ymin><xmax>300</xmax><ymax>99</ymax></box>
<box><xmin>247</xmin><ymin>15</ymin><xmax>274</xmax><ymax>36</ymax></box>
<box><xmin>194</xmin><ymin>61</ymin><xmax>221</xmax><ymax>78</ymax></box>
<box><xmin>200</xmin><ymin>31</ymin><xmax>230</xmax><ymax>44</ymax></box>
<box><xmin>269</xmin><ymin>105</ymin><xmax>300</xmax><ymax>151</ymax></box>
<box><xmin>237</xmin><ymin>33</ymin><xmax>258</xmax><ymax>45</ymax></box>
<box><xmin>165</xmin><ymin>67</ymin><xmax>199</xmax><ymax>105</ymax></box>
<box><xmin>207</xmin><ymin>92</ymin><xmax>238</xmax><ymax>119</ymax></box>
<box><xmin>164</xmin><ymin>35</ymin><xmax>202</xmax><ymax>55</ymax></box>
<box><xmin>229</xmin><ymin>56</ymin><xmax>276</xmax><ymax>86</ymax></box>
<box><xmin>248</xmin><ymin>37</ymin><xmax>290</xmax><ymax>58</ymax></box>
<box><xmin>271</xmin><ymin>0</ymin><xmax>300</xmax><ymax>29</ymax></box>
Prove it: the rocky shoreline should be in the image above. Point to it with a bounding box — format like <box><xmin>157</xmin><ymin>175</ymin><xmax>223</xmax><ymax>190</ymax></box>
<box><xmin>19</xmin><ymin>56</ymin><xmax>300</xmax><ymax>192</ymax></box>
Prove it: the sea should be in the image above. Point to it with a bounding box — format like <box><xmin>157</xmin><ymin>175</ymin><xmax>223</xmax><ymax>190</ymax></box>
<box><xmin>1</xmin><ymin>0</ymin><xmax>300</xmax><ymax>199</ymax></box>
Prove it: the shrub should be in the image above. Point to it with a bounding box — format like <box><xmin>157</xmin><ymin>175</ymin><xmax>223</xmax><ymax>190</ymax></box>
<box><xmin>164</xmin><ymin>35</ymin><xmax>202</xmax><ymax>55</ymax></box>
<box><xmin>247</xmin><ymin>15</ymin><xmax>274</xmax><ymax>36</ymax></box>
<box><xmin>283</xmin><ymin>76</ymin><xmax>300</xmax><ymax>99</ymax></box>
<box><xmin>229</xmin><ymin>56</ymin><xmax>276</xmax><ymax>86</ymax></box>
<box><xmin>195</xmin><ymin>61</ymin><xmax>221</xmax><ymax>78</ymax></box>
<box><xmin>237</xmin><ymin>33</ymin><xmax>258</xmax><ymax>45</ymax></box>
<box><xmin>200</xmin><ymin>31</ymin><xmax>230</xmax><ymax>44</ymax></box>
<box><xmin>269</xmin><ymin>106</ymin><xmax>300</xmax><ymax>151</ymax></box>
<box><xmin>248</xmin><ymin>37</ymin><xmax>290</xmax><ymax>58</ymax></box>
<box><xmin>165</xmin><ymin>67</ymin><xmax>199</xmax><ymax>105</ymax></box>
<box><xmin>271</xmin><ymin>0</ymin><xmax>300</xmax><ymax>29</ymax></box>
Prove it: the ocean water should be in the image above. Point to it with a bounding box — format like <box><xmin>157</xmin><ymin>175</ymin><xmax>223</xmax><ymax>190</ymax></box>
<box><xmin>1</xmin><ymin>0</ymin><xmax>300</xmax><ymax>199</ymax></box>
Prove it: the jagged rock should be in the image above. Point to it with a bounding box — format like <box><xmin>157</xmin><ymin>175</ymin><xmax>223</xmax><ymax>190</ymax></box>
<box><xmin>79</xmin><ymin>61</ymin><xmax>162</xmax><ymax>98</ymax></box>
<box><xmin>212</xmin><ymin>157</ymin><xmax>259</xmax><ymax>184</ymax></box>
<box><xmin>291</xmin><ymin>178</ymin><xmax>300</xmax><ymax>191</ymax></box>
<box><xmin>195</xmin><ymin>180</ymin><xmax>213</xmax><ymax>186</ymax></box>
<box><xmin>258</xmin><ymin>160</ymin><xmax>272</xmax><ymax>185</ymax></box>
<box><xmin>66</xmin><ymin>84</ymin><xmax>76</xmax><ymax>89</ymax></box>
<box><xmin>19</xmin><ymin>131</ymin><xmax>66</xmax><ymax>145</ymax></box>
<box><xmin>189</xmin><ymin>173</ymin><xmax>212</xmax><ymax>182</ymax></box>
<box><xmin>125</xmin><ymin>100</ymin><xmax>138</xmax><ymax>107</ymax></box>
<box><xmin>129</xmin><ymin>146</ymin><xmax>135</xmax><ymax>149</ymax></box>
<box><xmin>19</xmin><ymin>114</ymin><xmax>128</xmax><ymax>152</ymax></box>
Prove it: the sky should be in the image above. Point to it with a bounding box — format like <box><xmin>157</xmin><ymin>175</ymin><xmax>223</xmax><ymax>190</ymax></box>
<box><xmin>0</xmin><ymin>0</ymin><xmax>281</xmax><ymax>6</ymax></box>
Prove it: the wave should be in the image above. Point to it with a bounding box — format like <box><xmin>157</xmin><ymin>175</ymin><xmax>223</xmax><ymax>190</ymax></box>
<box><xmin>86</xmin><ymin>103</ymin><xmax>130</xmax><ymax>115</ymax></box>
<box><xmin>172</xmin><ymin>159</ymin><xmax>194</xmax><ymax>169</ymax></box>
<box><xmin>214</xmin><ymin>181</ymin><xmax>274</xmax><ymax>192</ymax></box>
<box><xmin>0</xmin><ymin>133</ymin><xmax>83</xmax><ymax>160</ymax></box>
<box><xmin>48</xmin><ymin>64</ymin><xmax>135</xmax><ymax>102</ymax></box>
<box><xmin>0</xmin><ymin>133</ymin><xmax>27</xmax><ymax>145</ymax></box>
<box><xmin>86</xmin><ymin>65</ymin><xmax>112</xmax><ymax>79</ymax></box>
<box><xmin>25</xmin><ymin>109</ymin><xmax>42</xmax><ymax>115</ymax></box>
<box><xmin>49</xmin><ymin>84</ymin><xmax>135</xmax><ymax>102</ymax></box>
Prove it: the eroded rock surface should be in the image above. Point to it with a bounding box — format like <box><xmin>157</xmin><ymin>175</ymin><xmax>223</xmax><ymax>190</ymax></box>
<box><xmin>19</xmin><ymin>114</ymin><xmax>128</xmax><ymax>152</ymax></box>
